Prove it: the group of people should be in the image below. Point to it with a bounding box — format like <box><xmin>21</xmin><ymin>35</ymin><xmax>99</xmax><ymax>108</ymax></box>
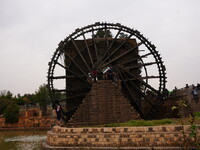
<box><xmin>88</xmin><ymin>67</ymin><xmax>118</xmax><ymax>83</ymax></box>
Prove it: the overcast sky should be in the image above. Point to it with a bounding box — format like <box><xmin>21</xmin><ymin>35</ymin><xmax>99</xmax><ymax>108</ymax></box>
<box><xmin>0</xmin><ymin>0</ymin><xmax>200</xmax><ymax>95</ymax></box>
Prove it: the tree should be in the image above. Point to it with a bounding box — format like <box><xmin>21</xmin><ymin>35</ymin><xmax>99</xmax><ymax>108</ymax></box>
<box><xmin>0</xmin><ymin>97</ymin><xmax>12</xmax><ymax>115</ymax></box>
<box><xmin>119</xmin><ymin>33</ymin><xmax>128</xmax><ymax>38</ymax></box>
<box><xmin>4</xmin><ymin>102</ymin><xmax>20</xmax><ymax>124</ymax></box>
<box><xmin>94</xmin><ymin>29</ymin><xmax>113</xmax><ymax>38</ymax></box>
<box><xmin>35</xmin><ymin>84</ymin><xmax>51</xmax><ymax>116</ymax></box>
<box><xmin>0</xmin><ymin>90</ymin><xmax>13</xmax><ymax>99</ymax></box>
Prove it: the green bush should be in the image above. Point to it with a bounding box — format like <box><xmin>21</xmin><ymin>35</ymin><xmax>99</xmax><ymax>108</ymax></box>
<box><xmin>4</xmin><ymin>102</ymin><xmax>20</xmax><ymax>124</ymax></box>
<box><xmin>0</xmin><ymin>98</ymin><xmax>12</xmax><ymax>115</ymax></box>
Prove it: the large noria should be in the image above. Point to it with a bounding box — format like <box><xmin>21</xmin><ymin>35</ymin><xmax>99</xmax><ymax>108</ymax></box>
<box><xmin>47</xmin><ymin>22</ymin><xmax>167</xmax><ymax>126</ymax></box>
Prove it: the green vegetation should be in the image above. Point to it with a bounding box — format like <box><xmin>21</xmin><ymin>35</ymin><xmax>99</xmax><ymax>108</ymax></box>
<box><xmin>94</xmin><ymin>29</ymin><xmax>113</xmax><ymax>38</ymax></box>
<box><xmin>34</xmin><ymin>84</ymin><xmax>51</xmax><ymax>116</ymax></box>
<box><xmin>4</xmin><ymin>102</ymin><xmax>20</xmax><ymax>124</ymax></box>
<box><xmin>172</xmin><ymin>99</ymin><xmax>200</xmax><ymax>148</ymax></box>
<box><xmin>0</xmin><ymin>98</ymin><xmax>12</xmax><ymax>115</ymax></box>
<box><xmin>102</xmin><ymin>119</ymin><xmax>173</xmax><ymax>127</ymax></box>
<box><xmin>0</xmin><ymin>84</ymin><xmax>52</xmax><ymax>124</ymax></box>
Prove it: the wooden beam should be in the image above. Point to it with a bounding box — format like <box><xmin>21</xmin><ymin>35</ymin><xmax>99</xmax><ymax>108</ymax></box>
<box><xmin>118</xmin><ymin>53</ymin><xmax>152</xmax><ymax>65</ymax></box>
<box><xmin>99</xmin><ymin>33</ymin><xmax>133</xmax><ymax>67</ymax></box>
<box><xmin>56</xmin><ymin>61</ymin><xmax>91</xmax><ymax>86</ymax></box>
<box><xmin>63</xmin><ymin>51</ymin><xmax>88</xmax><ymax>76</ymax></box>
<box><xmin>100</xmin><ymin>42</ymin><xmax>143</xmax><ymax>68</ymax></box>
<box><xmin>124</xmin><ymin>62</ymin><xmax>157</xmax><ymax>70</ymax></box>
<box><xmin>91</xmin><ymin>28</ymin><xmax>99</xmax><ymax>62</ymax></box>
<box><xmin>82</xmin><ymin>32</ymin><xmax>94</xmax><ymax>68</ymax></box>
<box><xmin>71</xmin><ymin>39</ymin><xmax>91</xmax><ymax>72</ymax></box>
<box><xmin>118</xmin><ymin>66</ymin><xmax>159</xmax><ymax>94</ymax></box>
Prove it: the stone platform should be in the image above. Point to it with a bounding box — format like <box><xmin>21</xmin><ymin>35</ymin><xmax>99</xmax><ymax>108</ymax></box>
<box><xmin>68</xmin><ymin>80</ymin><xmax>140</xmax><ymax>126</ymax></box>
<box><xmin>43</xmin><ymin>125</ymin><xmax>200</xmax><ymax>149</ymax></box>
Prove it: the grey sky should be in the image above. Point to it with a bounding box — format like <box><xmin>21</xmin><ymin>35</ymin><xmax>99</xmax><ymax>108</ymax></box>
<box><xmin>0</xmin><ymin>0</ymin><xmax>200</xmax><ymax>95</ymax></box>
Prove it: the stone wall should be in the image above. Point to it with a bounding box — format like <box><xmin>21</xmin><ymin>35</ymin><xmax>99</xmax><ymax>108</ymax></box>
<box><xmin>0</xmin><ymin>117</ymin><xmax>56</xmax><ymax>128</ymax></box>
<box><xmin>46</xmin><ymin>125</ymin><xmax>200</xmax><ymax>148</ymax></box>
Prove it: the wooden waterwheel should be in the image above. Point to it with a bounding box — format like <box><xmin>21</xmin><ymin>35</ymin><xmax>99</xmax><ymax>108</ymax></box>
<box><xmin>47</xmin><ymin>22</ymin><xmax>167</xmax><ymax>122</ymax></box>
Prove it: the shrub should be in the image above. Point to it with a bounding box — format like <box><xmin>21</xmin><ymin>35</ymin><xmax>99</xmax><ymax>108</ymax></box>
<box><xmin>0</xmin><ymin>98</ymin><xmax>12</xmax><ymax>115</ymax></box>
<box><xmin>4</xmin><ymin>102</ymin><xmax>20</xmax><ymax>124</ymax></box>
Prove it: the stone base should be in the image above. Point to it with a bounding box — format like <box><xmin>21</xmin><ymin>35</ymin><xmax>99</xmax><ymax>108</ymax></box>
<box><xmin>44</xmin><ymin>125</ymin><xmax>200</xmax><ymax>149</ymax></box>
<box><xmin>43</xmin><ymin>142</ymin><xmax>192</xmax><ymax>150</ymax></box>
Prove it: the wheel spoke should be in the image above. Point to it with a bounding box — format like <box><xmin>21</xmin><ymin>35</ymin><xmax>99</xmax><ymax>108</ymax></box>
<box><xmin>91</xmin><ymin>27</ymin><xmax>99</xmax><ymax>62</ymax></box>
<box><xmin>100</xmin><ymin>42</ymin><xmax>143</xmax><ymax>68</ymax></box>
<box><xmin>59</xmin><ymin>92</ymin><xmax>88</xmax><ymax>102</ymax></box>
<box><xmin>54</xmin><ymin>89</ymin><xmax>66</xmax><ymax>92</ymax></box>
<box><xmin>101</xmin><ymin>29</ymin><xmax>121</xmax><ymax>62</ymax></box>
<box><xmin>118</xmin><ymin>65</ymin><xmax>159</xmax><ymax>94</ymax></box>
<box><xmin>124</xmin><ymin>62</ymin><xmax>157</xmax><ymax>70</ymax></box>
<box><xmin>118</xmin><ymin>52</ymin><xmax>152</xmax><ymax>65</ymax></box>
<box><xmin>62</xmin><ymin>51</ymin><xmax>88</xmax><ymax>76</ymax></box>
<box><xmin>82</xmin><ymin>32</ymin><xmax>94</xmax><ymax>68</ymax></box>
<box><xmin>119</xmin><ymin>69</ymin><xmax>155</xmax><ymax>108</ymax></box>
<box><xmin>123</xmin><ymin>76</ymin><xmax>161</xmax><ymax>81</ymax></box>
<box><xmin>99</xmin><ymin>33</ymin><xmax>133</xmax><ymax>67</ymax></box>
<box><xmin>56</xmin><ymin>61</ymin><xmax>91</xmax><ymax>85</ymax></box>
<box><xmin>120</xmin><ymin>69</ymin><xmax>147</xmax><ymax>99</ymax></box>
<box><xmin>104</xmin><ymin>24</ymin><xmax>109</xmax><ymax>47</ymax></box>
<box><xmin>71</xmin><ymin>39</ymin><xmax>91</xmax><ymax>72</ymax></box>
<box><xmin>116</xmin><ymin>67</ymin><xmax>145</xmax><ymax>118</ymax></box>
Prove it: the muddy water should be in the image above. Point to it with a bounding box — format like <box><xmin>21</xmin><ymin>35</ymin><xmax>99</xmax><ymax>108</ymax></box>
<box><xmin>0</xmin><ymin>130</ymin><xmax>47</xmax><ymax>150</ymax></box>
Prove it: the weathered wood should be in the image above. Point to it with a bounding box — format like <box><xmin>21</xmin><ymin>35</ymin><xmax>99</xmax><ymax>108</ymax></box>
<box><xmin>124</xmin><ymin>62</ymin><xmax>157</xmax><ymax>70</ymax></box>
<box><xmin>82</xmin><ymin>32</ymin><xmax>94</xmax><ymax>68</ymax></box>
<box><xmin>71</xmin><ymin>39</ymin><xmax>91</xmax><ymax>72</ymax></box>
<box><xmin>56</xmin><ymin>61</ymin><xmax>91</xmax><ymax>85</ymax></box>
<box><xmin>91</xmin><ymin>28</ymin><xmax>99</xmax><ymax>62</ymax></box>
<box><xmin>100</xmin><ymin>42</ymin><xmax>143</xmax><ymax>68</ymax></box>
<box><xmin>99</xmin><ymin>33</ymin><xmax>133</xmax><ymax>67</ymax></box>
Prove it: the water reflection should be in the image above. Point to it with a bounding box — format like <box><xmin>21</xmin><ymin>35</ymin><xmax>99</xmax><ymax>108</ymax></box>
<box><xmin>0</xmin><ymin>130</ymin><xmax>47</xmax><ymax>150</ymax></box>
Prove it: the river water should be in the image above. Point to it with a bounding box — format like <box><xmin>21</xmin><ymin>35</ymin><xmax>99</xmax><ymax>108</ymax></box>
<box><xmin>0</xmin><ymin>130</ymin><xmax>47</xmax><ymax>150</ymax></box>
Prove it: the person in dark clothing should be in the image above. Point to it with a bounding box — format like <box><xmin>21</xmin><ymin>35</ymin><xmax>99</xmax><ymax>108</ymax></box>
<box><xmin>92</xmin><ymin>70</ymin><xmax>98</xmax><ymax>82</ymax></box>
<box><xmin>56</xmin><ymin>105</ymin><xmax>61</xmax><ymax>125</ymax></box>
<box><xmin>192</xmin><ymin>87</ymin><xmax>199</xmax><ymax>103</ymax></box>
<box><xmin>108</xmin><ymin>69</ymin><xmax>113</xmax><ymax>80</ymax></box>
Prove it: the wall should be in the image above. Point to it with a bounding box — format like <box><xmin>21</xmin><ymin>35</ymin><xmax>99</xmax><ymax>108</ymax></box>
<box><xmin>46</xmin><ymin>125</ymin><xmax>200</xmax><ymax>147</ymax></box>
<box><xmin>0</xmin><ymin>117</ymin><xmax>56</xmax><ymax>128</ymax></box>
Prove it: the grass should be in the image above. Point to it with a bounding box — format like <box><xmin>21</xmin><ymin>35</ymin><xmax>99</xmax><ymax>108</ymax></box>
<box><xmin>101</xmin><ymin>116</ymin><xmax>200</xmax><ymax>127</ymax></box>
<box><xmin>102</xmin><ymin>119</ymin><xmax>173</xmax><ymax>127</ymax></box>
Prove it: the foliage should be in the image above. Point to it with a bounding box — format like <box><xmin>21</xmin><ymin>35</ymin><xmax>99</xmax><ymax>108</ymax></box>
<box><xmin>103</xmin><ymin>119</ymin><xmax>173</xmax><ymax>127</ymax></box>
<box><xmin>94</xmin><ymin>29</ymin><xmax>113</xmax><ymax>38</ymax></box>
<box><xmin>4</xmin><ymin>102</ymin><xmax>20</xmax><ymax>124</ymax></box>
<box><xmin>172</xmin><ymin>99</ymin><xmax>200</xmax><ymax>148</ymax></box>
<box><xmin>0</xmin><ymin>98</ymin><xmax>12</xmax><ymax>115</ymax></box>
<box><xmin>34</xmin><ymin>84</ymin><xmax>51</xmax><ymax>115</ymax></box>
<box><xmin>0</xmin><ymin>90</ymin><xmax>13</xmax><ymax>99</ymax></box>
<box><xmin>119</xmin><ymin>33</ymin><xmax>128</xmax><ymax>38</ymax></box>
